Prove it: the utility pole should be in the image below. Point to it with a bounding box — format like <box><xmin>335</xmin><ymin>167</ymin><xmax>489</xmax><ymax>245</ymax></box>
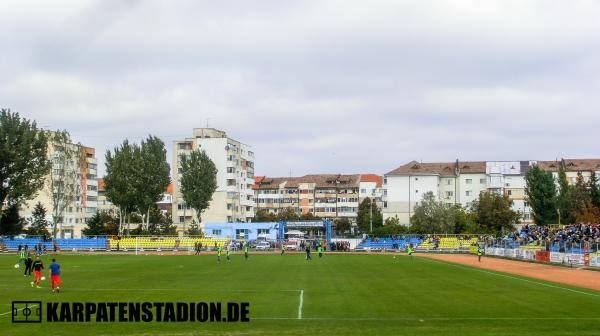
<box><xmin>369</xmin><ymin>197</ymin><xmax>373</xmax><ymax>233</ymax></box>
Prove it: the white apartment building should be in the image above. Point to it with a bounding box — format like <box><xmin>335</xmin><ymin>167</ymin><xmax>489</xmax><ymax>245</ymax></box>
<box><xmin>383</xmin><ymin>159</ymin><xmax>600</xmax><ymax>226</ymax></box>
<box><xmin>20</xmin><ymin>141</ymin><xmax>98</xmax><ymax>238</ymax></box>
<box><xmin>172</xmin><ymin>128</ymin><xmax>255</xmax><ymax>231</ymax></box>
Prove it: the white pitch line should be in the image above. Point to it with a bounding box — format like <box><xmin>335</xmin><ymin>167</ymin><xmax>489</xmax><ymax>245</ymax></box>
<box><xmin>298</xmin><ymin>289</ymin><xmax>304</xmax><ymax>320</ymax></box>
<box><xmin>0</xmin><ymin>304</ymin><xmax>37</xmax><ymax>317</ymax></box>
<box><xmin>421</xmin><ymin>257</ymin><xmax>600</xmax><ymax>298</ymax></box>
<box><xmin>252</xmin><ymin>316</ymin><xmax>600</xmax><ymax>321</ymax></box>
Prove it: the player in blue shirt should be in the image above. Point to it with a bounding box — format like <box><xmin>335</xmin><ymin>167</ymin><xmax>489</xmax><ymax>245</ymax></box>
<box><xmin>48</xmin><ymin>258</ymin><xmax>61</xmax><ymax>293</ymax></box>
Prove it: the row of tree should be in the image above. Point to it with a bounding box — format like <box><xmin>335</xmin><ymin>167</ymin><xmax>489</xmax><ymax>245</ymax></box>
<box><xmin>525</xmin><ymin>166</ymin><xmax>600</xmax><ymax>225</ymax></box>
<box><xmin>407</xmin><ymin>191</ymin><xmax>521</xmax><ymax>235</ymax></box>
<box><xmin>1</xmin><ymin>108</ymin><xmax>219</xmax><ymax>237</ymax></box>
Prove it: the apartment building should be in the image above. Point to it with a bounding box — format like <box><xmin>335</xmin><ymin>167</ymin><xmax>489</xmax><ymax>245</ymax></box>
<box><xmin>359</xmin><ymin>174</ymin><xmax>384</xmax><ymax>205</ymax></box>
<box><xmin>172</xmin><ymin>128</ymin><xmax>255</xmax><ymax>230</ymax></box>
<box><xmin>254</xmin><ymin>174</ymin><xmax>361</xmax><ymax>222</ymax></box>
<box><xmin>382</xmin><ymin>159</ymin><xmax>600</xmax><ymax>226</ymax></box>
<box><xmin>20</xmin><ymin>140</ymin><xmax>98</xmax><ymax>238</ymax></box>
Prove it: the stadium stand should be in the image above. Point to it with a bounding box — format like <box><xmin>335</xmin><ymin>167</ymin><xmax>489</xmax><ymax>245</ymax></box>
<box><xmin>107</xmin><ymin>237</ymin><xmax>229</xmax><ymax>250</ymax></box>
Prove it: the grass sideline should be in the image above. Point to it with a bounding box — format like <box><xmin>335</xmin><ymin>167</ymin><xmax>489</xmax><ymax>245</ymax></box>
<box><xmin>0</xmin><ymin>253</ymin><xmax>599</xmax><ymax>336</ymax></box>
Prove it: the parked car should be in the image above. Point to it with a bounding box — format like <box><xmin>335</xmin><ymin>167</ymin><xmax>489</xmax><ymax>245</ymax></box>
<box><xmin>255</xmin><ymin>242</ymin><xmax>271</xmax><ymax>251</ymax></box>
<box><xmin>285</xmin><ymin>240</ymin><xmax>301</xmax><ymax>251</ymax></box>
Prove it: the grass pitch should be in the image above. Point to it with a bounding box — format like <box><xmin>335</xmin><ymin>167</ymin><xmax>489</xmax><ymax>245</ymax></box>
<box><xmin>1</xmin><ymin>252</ymin><xmax>599</xmax><ymax>335</ymax></box>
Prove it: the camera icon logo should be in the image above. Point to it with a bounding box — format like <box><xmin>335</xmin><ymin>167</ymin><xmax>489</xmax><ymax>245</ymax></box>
<box><xmin>12</xmin><ymin>301</ymin><xmax>42</xmax><ymax>323</ymax></box>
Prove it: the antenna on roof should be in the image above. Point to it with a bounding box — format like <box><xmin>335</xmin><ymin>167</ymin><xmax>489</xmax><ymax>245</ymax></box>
<box><xmin>289</xmin><ymin>169</ymin><xmax>292</xmax><ymax>178</ymax></box>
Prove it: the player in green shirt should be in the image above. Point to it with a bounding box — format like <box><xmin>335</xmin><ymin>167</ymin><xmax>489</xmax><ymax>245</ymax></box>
<box><xmin>226</xmin><ymin>249</ymin><xmax>232</xmax><ymax>263</ymax></box>
<box><xmin>477</xmin><ymin>246</ymin><xmax>483</xmax><ymax>262</ymax></box>
<box><xmin>17</xmin><ymin>249</ymin><xmax>26</xmax><ymax>267</ymax></box>
<box><xmin>217</xmin><ymin>246</ymin><xmax>222</xmax><ymax>263</ymax></box>
<box><xmin>317</xmin><ymin>245</ymin><xmax>323</xmax><ymax>258</ymax></box>
<box><xmin>407</xmin><ymin>245</ymin><xmax>413</xmax><ymax>257</ymax></box>
<box><xmin>280</xmin><ymin>243</ymin><xmax>285</xmax><ymax>256</ymax></box>
<box><xmin>244</xmin><ymin>244</ymin><xmax>249</xmax><ymax>260</ymax></box>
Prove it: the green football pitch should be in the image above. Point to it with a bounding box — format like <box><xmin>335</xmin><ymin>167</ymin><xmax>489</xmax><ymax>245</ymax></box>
<box><xmin>1</xmin><ymin>253</ymin><xmax>599</xmax><ymax>335</ymax></box>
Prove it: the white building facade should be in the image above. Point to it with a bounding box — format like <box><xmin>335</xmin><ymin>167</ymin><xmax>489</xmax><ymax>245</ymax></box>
<box><xmin>383</xmin><ymin>159</ymin><xmax>600</xmax><ymax>226</ymax></box>
<box><xmin>172</xmin><ymin>128</ymin><xmax>255</xmax><ymax>231</ymax></box>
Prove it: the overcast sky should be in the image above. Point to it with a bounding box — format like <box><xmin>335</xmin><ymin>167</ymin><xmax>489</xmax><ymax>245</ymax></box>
<box><xmin>1</xmin><ymin>0</ymin><xmax>599</xmax><ymax>177</ymax></box>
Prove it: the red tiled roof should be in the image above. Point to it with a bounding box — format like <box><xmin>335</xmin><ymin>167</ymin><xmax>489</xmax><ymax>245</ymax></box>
<box><xmin>165</xmin><ymin>183</ymin><xmax>173</xmax><ymax>194</ymax></box>
<box><xmin>386</xmin><ymin>160</ymin><xmax>486</xmax><ymax>176</ymax></box>
<box><xmin>360</xmin><ymin>174</ymin><xmax>383</xmax><ymax>187</ymax></box>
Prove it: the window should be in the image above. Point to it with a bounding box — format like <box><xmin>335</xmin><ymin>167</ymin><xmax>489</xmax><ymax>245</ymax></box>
<box><xmin>384</xmin><ymin>178</ymin><xmax>387</xmax><ymax>184</ymax></box>
<box><xmin>466</xmin><ymin>191</ymin><xmax>473</xmax><ymax>196</ymax></box>
<box><xmin>507</xmin><ymin>190</ymin><xmax>512</xmax><ymax>196</ymax></box>
<box><xmin>466</xmin><ymin>179</ymin><xmax>472</xmax><ymax>184</ymax></box>
<box><xmin>415</xmin><ymin>177</ymin><xmax>419</xmax><ymax>181</ymax></box>
<box><xmin>257</xmin><ymin>229</ymin><xmax>270</xmax><ymax>234</ymax></box>
<box><xmin>212</xmin><ymin>229</ymin><xmax>222</xmax><ymax>236</ymax></box>
<box><xmin>360</xmin><ymin>189</ymin><xmax>366</xmax><ymax>194</ymax></box>
<box><xmin>524</xmin><ymin>201</ymin><xmax>530</xmax><ymax>207</ymax></box>
<box><xmin>227</xmin><ymin>167</ymin><xmax>235</xmax><ymax>173</ymax></box>
<box><xmin>445</xmin><ymin>191</ymin><xmax>453</xmax><ymax>198</ymax></box>
<box><xmin>383</xmin><ymin>201</ymin><xmax>388</xmax><ymax>208</ymax></box>
<box><xmin>480</xmin><ymin>179</ymin><xmax>486</xmax><ymax>184</ymax></box>
<box><xmin>446</xmin><ymin>179</ymin><xmax>451</xmax><ymax>185</ymax></box>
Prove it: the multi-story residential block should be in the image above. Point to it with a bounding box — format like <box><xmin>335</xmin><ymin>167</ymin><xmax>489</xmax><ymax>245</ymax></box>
<box><xmin>382</xmin><ymin>159</ymin><xmax>600</xmax><ymax>226</ymax></box>
<box><xmin>172</xmin><ymin>128</ymin><xmax>255</xmax><ymax>230</ymax></box>
<box><xmin>254</xmin><ymin>174</ymin><xmax>361</xmax><ymax>222</ymax></box>
<box><xmin>20</xmin><ymin>140</ymin><xmax>98</xmax><ymax>238</ymax></box>
<box><xmin>359</xmin><ymin>174</ymin><xmax>383</xmax><ymax>205</ymax></box>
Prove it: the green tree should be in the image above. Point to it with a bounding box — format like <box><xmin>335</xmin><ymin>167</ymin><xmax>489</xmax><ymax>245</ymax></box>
<box><xmin>571</xmin><ymin>172</ymin><xmax>592</xmax><ymax>219</ymax></box>
<box><xmin>147</xmin><ymin>207</ymin><xmax>177</xmax><ymax>235</ymax></box>
<box><xmin>253</xmin><ymin>209</ymin><xmax>277</xmax><ymax>222</ymax></box>
<box><xmin>589</xmin><ymin>171</ymin><xmax>600</xmax><ymax>209</ymax></box>
<box><xmin>25</xmin><ymin>202</ymin><xmax>50</xmax><ymax>236</ymax></box>
<box><xmin>299</xmin><ymin>212</ymin><xmax>317</xmax><ymax>220</ymax></box>
<box><xmin>356</xmin><ymin>198</ymin><xmax>383</xmax><ymax>232</ymax></box>
<box><xmin>410</xmin><ymin>192</ymin><xmax>454</xmax><ymax>234</ymax></box>
<box><xmin>524</xmin><ymin>166</ymin><xmax>558</xmax><ymax>225</ymax></box>
<box><xmin>180</xmin><ymin>149</ymin><xmax>218</xmax><ymax>224</ymax></box>
<box><xmin>82</xmin><ymin>211</ymin><xmax>119</xmax><ymax>236</ymax></box>
<box><xmin>276</xmin><ymin>208</ymin><xmax>299</xmax><ymax>221</ymax></box>
<box><xmin>47</xmin><ymin>130</ymin><xmax>83</xmax><ymax>238</ymax></box>
<box><xmin>334</xmin><ymin>217</ymin><xmax>351</xmax><ymax>235</ymax></box>
<box><xmin>0</xmin><ymin>204</ymin><xmax>25</xmax><ymax>235</ymax></box>
<box><xmin>134</xmin><ymin>136</ymin><xmax>170</xmax><ymax>230</ymax></box>
<box><xmin>186</xmin><ymin>223</ymin><xmax>202</xmax><ymax>236</ymax></box>
<box><xmin>556</xmin><ymin>168</ymin><xmax>575</xmax><ymax>224</ymax></box>
<box><xmin>450</xmin><ymin>205</ymin><xmax>477</xmax><ymax>234</ymax></box>
<box><xmin>0</xmin><ymin>109</ymin><xmax>50</xmax><ymax>212</ymax></box>
<box><xmin>471</xmin><ymin>191</ymin><xmax>521</xmax><ymax>234</ymax></box>
<box><xmin>384</xmin><ymin>216</ymin><xmax>400</xmax><ymax>226</ymax></box>
<box><xmin>104</xmin><ymin>140</ymin><xmax>139</xmax><ymax>235</ymax></box>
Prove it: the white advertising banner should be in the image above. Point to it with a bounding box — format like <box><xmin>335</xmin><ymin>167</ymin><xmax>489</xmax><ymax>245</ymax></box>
<box><xmin>515</xmin><ymin>249</ymin><xmax>525</xmax><ymax>259</ymax></box>
<box><xmin>566</xmin><ymin>253</ymin><xmax>585</xmax><ymax>266</ymax></box>
<box><xmin>589</xmin><ymin>256</ymin><xmax>600</xmax><ymax>267</ymax></box>
<box><xmin>550</xmin><ymin>252</ymin><xmax>564</xmax><ymax>264</ymax></box>
<box><xmin>505</xmin><ymin>249</ymin><xmax>516</xmax><ymax>258</ymax></box>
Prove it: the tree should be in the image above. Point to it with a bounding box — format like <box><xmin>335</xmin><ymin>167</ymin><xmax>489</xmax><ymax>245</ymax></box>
<box><xmin>384</xmin><ymin>216</ymin><xmax>400</xmax><ymax>226</ymax></box>
<box><xmin>575</xmin><ymin>201</ymin><xmax>600</xmax><ymax>223</ymax></box>
<box><xmin>186</xmin><ymin>223</ymin><xmax>202</xmax><ymax>236</ymax></box>
<box><xmin>180</xmin><ymin>149</ymin><xmax>218</xmax><ymax>224</ymax></box>
<box><xmin>356</xmin><ymin>198</ymin><xmax>383</xmax><ymax>232</ymax></box>
<box><xmin>147</xmin><ymin>207</ymin><xmax>177</xmax><ymax>235</ymax></box>
<box><xmin>410</xmin><ymin>192</ymin><xmax>454</xmax><ymax>234</ymax></box>
<box><xmin>450</xmin><ymin>205</ymin><xmax>477</xmax><ymax>234</ymax></box>
<box><xmin>299</xmin><ymin>212</ymin><xmax>317</xmax><ymax>220</ymax></box>
<box><xmin>47</xmin><ymin>130</ymin><xmax>84</xmax><ymax>238</ymax></box>
<box><xmin>253</xmin><ymin>209</ymin><xmax>277</xmax><ymax>222</ymax></box>
<box><xmin>556</xmin><ymin>168</ymin><xmax>576</xmax><ymax>225</ymax></box>
<box><xmin>589</xmin><ymin>171</ymin><xmax>600</xmax><ymax>209</ymax></box>
<box><xmin>134</xmin><ymin>136</ymin><xmax>170</xmax><ymax>230</ymax></box>
<box><xmin>104</xmin><ymin>140</ymin><xmax>139</xmax><ymax>235</ymax></box>
<box><xmin>25</xmin><ymin>202</ymin><xmax>50</xmax><ymax>236</ymax></box>
<box><xmin>525</xmin><ymin>166</ymin><xmax>558</xmax><ymax>225</ymax></box>
<box><xmin>82</xmin><ymin>211</ymin><xmax>119</xmax><ymax>236</ymax></box>
<box><xmin>277</xmin><ymin>208</ymin><xmax>299</xmax><ymax>221</ymax></box>
<box><xmin>571</xmin><ymin>172</ymin><xmax>592</xmax><ymax>219</ymax></box>
<box><xmin>471</xmin><ymin>191</ymin><xmax>521</xmax><ymax>234</ymax></box>
<box><xmin>334</xmin><ymin>217</ymin><xmax>351</xmax><ymax>235</ymax></box>
<box><xmin>0</xmin><ymin>204</ymin><xmax>25</xmax><ymax>235</ymax></box>
<box><xmin>0</xmin><ymin>109</ymin><xmax>50</xmax><ymax>212</ymax></box>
